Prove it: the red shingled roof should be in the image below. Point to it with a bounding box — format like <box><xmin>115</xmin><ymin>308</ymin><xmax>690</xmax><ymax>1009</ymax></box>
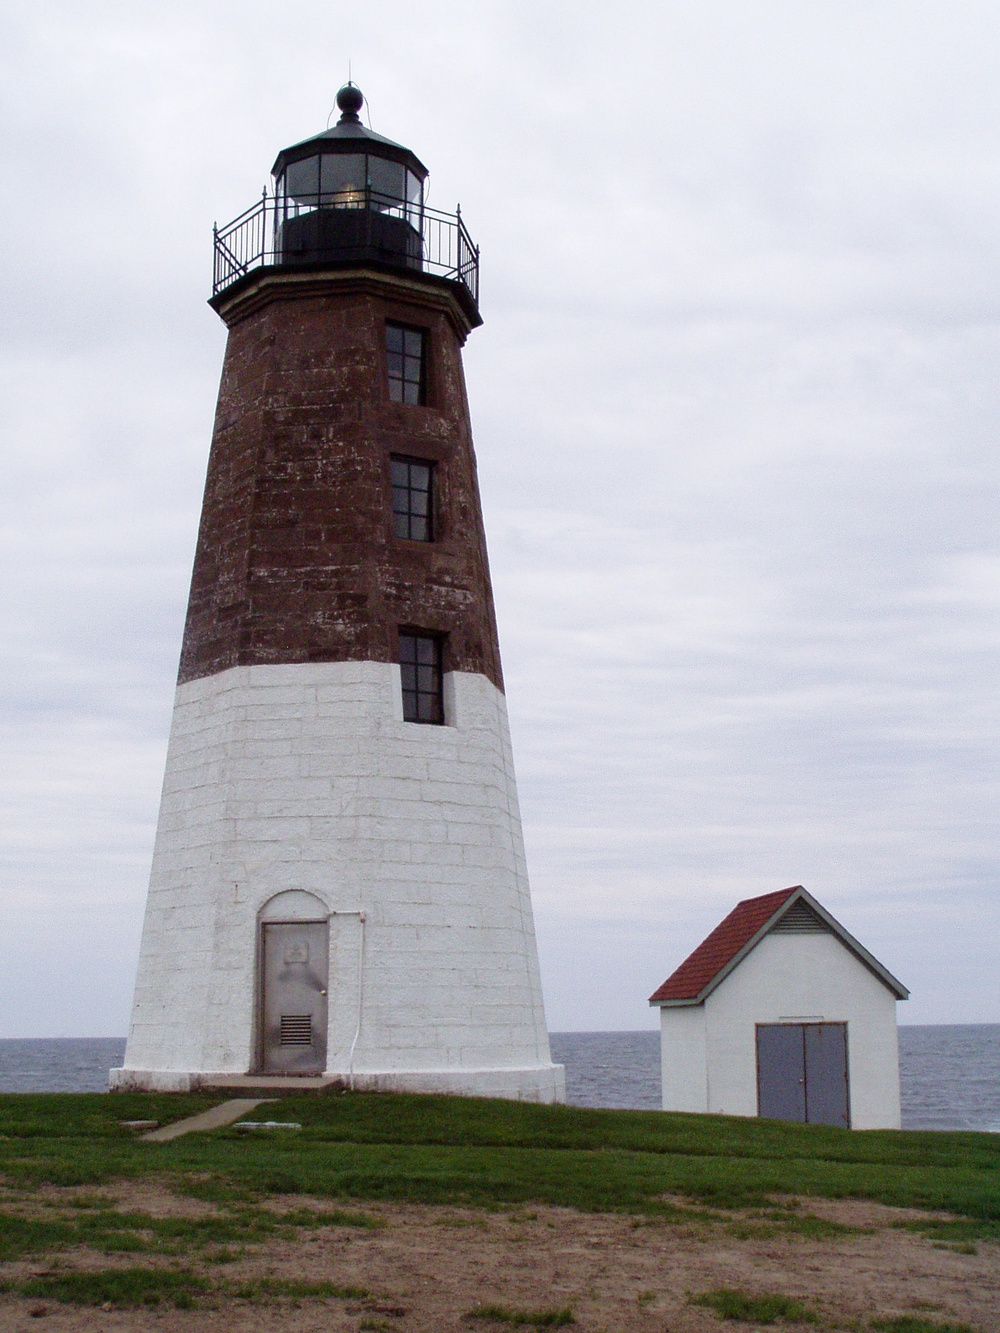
<box><xmin>648</xmin><ymin>886</ymin><xmax>801</xmax><ymax>1004</ymax></box>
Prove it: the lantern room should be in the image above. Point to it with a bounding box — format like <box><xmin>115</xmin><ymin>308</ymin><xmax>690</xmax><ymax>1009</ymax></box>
<box><xmin>211</xmin><ymin>83</ymin><xmax>478</xmax><ymax>321</ymax></box>
<box><xmin>271</xmin><ymin>83</ymin><xmax>427</xmax><ymax>271</ymax></box>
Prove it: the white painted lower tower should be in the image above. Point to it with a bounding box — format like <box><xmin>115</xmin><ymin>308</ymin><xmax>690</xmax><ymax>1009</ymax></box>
<box><xmin>114</xmin><ymin>662</ymin><xmax>560</xmax><ymax>1098</ymax></box>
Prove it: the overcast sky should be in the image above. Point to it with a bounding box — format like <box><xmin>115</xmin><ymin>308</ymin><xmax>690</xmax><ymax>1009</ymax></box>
<box><xmin>2</xmin><ymin>1</ymin><xmax>999</xmax><ymax>1037</ymax></box>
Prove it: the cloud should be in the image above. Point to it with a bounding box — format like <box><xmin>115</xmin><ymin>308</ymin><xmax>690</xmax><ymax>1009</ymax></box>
<box><xmin>1</xmin><ymin>1</ymin><xmax>998</xmax><ymax>1035</ymax></box>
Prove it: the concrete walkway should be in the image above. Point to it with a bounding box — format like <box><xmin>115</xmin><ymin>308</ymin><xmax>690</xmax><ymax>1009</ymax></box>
<box><xmin>141</xmin><ymin>1098</ymin><xmax>273</xmax><ymax>1142</ymax></box>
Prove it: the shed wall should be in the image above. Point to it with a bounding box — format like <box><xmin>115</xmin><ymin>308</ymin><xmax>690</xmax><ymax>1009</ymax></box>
<box><xmin>659</xmin><ymin>1005</ymin><xmax>707</xmax><ymax>1113</ymax></box>
<box><xmin>659</xmin><ymin>932</ymin><xmax>901</xmax><ymax>1129</ymax></box>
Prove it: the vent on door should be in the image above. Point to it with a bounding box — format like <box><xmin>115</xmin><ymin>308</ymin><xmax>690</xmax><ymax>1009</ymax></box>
<box><xmin>770</xmin><ymin>900</ymin><xmax>828</xmax><ymax>933</ymax></box>
<box><xmin>279</xmin><ymin>1014</ymin><xmax>313</xmax><ymax>1046</ymax></box>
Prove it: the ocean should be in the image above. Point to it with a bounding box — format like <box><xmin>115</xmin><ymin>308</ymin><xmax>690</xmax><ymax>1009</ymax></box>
<box><xmin>0</xmin><ymin>1028</ymin><xmax>997</xmax><ymax>1131</ymax></box>
<box><xmin>550</xmin><ymin>1027</ymin><xmax>1000</xmax><ymax>1131</ymax></box>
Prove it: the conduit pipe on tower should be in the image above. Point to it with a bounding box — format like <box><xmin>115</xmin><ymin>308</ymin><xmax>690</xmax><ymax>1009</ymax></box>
<box><xmin>348</xmin><ymin>911</ymin><xmax>367</xmax><ymax>1090</ymax></box>
<box><xmin>321</xmin><ymin>909</ymin><xmax>367</xmax><ymax>1089</ymax></box>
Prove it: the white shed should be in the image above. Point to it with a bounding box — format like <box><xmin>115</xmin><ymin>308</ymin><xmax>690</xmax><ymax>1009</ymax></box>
<box><xmin>649</xmin><ymin>886</ymin><xmax>908</xmax><ymax>1129</ymax></box>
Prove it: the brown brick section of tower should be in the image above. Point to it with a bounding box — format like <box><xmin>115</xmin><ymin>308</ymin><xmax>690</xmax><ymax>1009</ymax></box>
<box><xmin>177</xmin><ymin>269</ymin><xmax>504</xmax><ymax>692</ymax></box>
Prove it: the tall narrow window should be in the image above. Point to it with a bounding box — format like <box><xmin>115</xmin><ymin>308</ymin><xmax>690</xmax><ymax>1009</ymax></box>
<box><xmin>391</xmin><ymin>456</ymin><xmax>434</xmax><ymax>541</ymax></box>
<box><xmin>386</xmin><ymin>323</ymin><xmax>426</xmax><ymax>404</ymax></box>
<box><xmin>399</xmin><ymin>632</ymin><xmax>444</xmax><ymax>724</ymax></box>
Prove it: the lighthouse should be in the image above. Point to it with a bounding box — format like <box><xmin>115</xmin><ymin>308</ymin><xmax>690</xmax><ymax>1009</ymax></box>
<box><xmin>111</xmin><ymin>86</ymin><xmax>564</xmax><ymax>1102</ymax></box>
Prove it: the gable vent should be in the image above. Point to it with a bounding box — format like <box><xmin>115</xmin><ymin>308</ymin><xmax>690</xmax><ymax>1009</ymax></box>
<box><xmin>770</xmin><ymin>900</ymin><xmax>829</xmax><ymax>934</ymax></box>
<box><xmin>279</xmin><ymin>1014</ymin><xmax>313</xmax><ymax>1046</ymax></box>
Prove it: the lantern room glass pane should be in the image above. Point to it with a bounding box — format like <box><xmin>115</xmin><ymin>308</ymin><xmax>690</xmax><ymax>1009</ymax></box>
<box><xmin>368</xmin><ymin>156</ymin><xmax>406</xmax><ymax>207</ymax></box>
<box><xmin>405</xmin><ymin>170</ymin><xmax>423</xmax><ymax>227</ymax></box>
<box><xmin>284</xmin><ymin>156</ymin><xmax>320</xmax><ymax>204</ymax></box>
<box><xmin>320</xmin><ymin>153</ymin><xmax>366</xmax><ymax>207</ymax></box>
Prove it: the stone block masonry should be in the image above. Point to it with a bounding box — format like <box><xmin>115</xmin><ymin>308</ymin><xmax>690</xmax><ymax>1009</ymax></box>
<box><xmin>179</xmin><ymin>274</ymin><xmax>503</xmax><ymax>690</ymax></box>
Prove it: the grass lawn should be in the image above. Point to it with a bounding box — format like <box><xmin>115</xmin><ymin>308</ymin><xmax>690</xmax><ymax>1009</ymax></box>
<box><xmin>1</xmin><ymin>1090</ymin><xmax>998</xmax><ymax>1241</ymax></box>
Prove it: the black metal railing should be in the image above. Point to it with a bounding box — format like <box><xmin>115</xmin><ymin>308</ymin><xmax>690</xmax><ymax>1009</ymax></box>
<box><xmin>212</xmin><ymin>188</ymin><xmax>479</xmax><ymax>308</ymax></box>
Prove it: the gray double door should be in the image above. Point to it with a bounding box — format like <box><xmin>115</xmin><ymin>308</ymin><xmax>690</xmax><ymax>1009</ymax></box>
<box><xmin>756</xmin><ymin>1022</ymin><xmax>849</xmax><ymax>1127</ymax></box>
<box><xmin>260</xmin><ymin>921</ymin><xmax>329</xmax><ymax>1075</ymax></box>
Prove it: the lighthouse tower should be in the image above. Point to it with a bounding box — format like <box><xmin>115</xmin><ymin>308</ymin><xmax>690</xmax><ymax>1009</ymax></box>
<box><xmin>111</xmin><ymin>86</ymin><xmax>563</xmax><ymax>1101</ymax></box>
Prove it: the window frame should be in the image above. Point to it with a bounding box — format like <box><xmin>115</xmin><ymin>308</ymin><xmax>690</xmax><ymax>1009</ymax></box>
<box><xmin>385</xmin><ymin>321</ymin><xmax>428</xmax><ymax>406</ymax></box>
<box><xmin>390</xmin><ymin>454</ymin><xmax>435</xmax><ymax>543</ymax></box>
<box><xmin>398</xmin><ymin>630</ymin><xmax>445</xmax><ymax>726</ymax></box>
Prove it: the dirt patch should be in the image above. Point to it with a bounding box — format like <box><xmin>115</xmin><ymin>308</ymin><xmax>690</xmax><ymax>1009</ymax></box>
<box><xmin>0</xmin><ymin>1185</ymin><xmax>995</xmax><ymax>1331</ymax></box>
<box><xmin>774</xmin><ymin>1194</ymin><xmax>959</xmax><ymax>1230</ymax></box>
<box><xmin>3</xmin><ymin>1182</ymin><xmax>223</xmax><ymax>1221</ymax></box>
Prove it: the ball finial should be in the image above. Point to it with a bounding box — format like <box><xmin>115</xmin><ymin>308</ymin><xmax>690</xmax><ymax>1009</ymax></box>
<box><xmin>336</xmin><ymin>83</ymin><xmax>364</xmax><ymax>121</ymax></box>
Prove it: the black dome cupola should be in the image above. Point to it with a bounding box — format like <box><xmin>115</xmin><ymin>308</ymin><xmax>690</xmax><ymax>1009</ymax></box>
<box><xmin>271</xmin><ymin>84</ymin><xmax>428</xmax><ymax>184</ymax></box>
